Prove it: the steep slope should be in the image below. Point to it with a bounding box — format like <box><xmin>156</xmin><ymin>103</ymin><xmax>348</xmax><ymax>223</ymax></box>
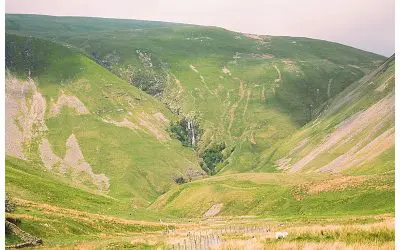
<box><xmin>5</xmin><ymin>14</ymin><xmax>385</xmax><ymax>174</ymax></box>
<box><xmin>5</xmin><ymin>34</ymin><xmax>204</xmax><ymax>209</ymax></box>
<box><xmin>151</xmin><ymin>57</ymin><xmax>395</xmax><ymax>218</ymax></box>
<box><xmin>274</xmin><ymin>55</ymin><xmax>395</xmax><ymax>174</ymax></box>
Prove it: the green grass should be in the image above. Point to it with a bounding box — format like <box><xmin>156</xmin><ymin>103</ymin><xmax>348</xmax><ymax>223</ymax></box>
<box><xmin>5</xmin><ymin>14</ymin><xmax>385</xmax><ymax>173</ymax></box>
<box><xmin>286</xmin><ymin>228</ymin><xmax>394</xmax><ymax>244</ymax></box>
<box><xmin>4</xmin><ymin>14</ymin><xmax>394</xmax><ymax>248</ymax></box>
<box><xmin>151</xmin><ymin>173</ymin><xmax>394</xmax><ymax>218</ymax></box>
<box><xmin>6</xmin><ymin>156</ymin><xmax>170</xmax><ymax>247</ymax></box>
<box><xmin>6</xmin><ymin>33</ymin><xmax>204</xmax><ymax>207</ymax></box>
<box><xmin>5</xmin><ymin>233</ymin><xmax>24</xmax><ymax>246</ymax></box>
<box><xmin>271</xmin><ymin>55</ymin><xmax>395</xmax><ymax>174</ymax></box>
<box><xmin>6</xmin><ymin>206</ymin><xmax>165</xmax><ymax>248</ymax></box>
<box><xmin>6</xmin><ymin>157</ymin><xmax>158</xmax><ymax>219</ymax></box>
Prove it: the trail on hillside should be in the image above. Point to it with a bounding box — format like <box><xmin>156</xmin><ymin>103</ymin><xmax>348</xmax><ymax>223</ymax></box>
<box><xmin>14</xmin><ymin>198</ymin><xmax>193</xmax><ymax>227</ymax></box>
<box><xmin>260</xmin><ymin>86</ymin><xmax>266</xmax><ymax>102</ymax></box>
<box><xmin>219</xmin><ymin>90</ymin><xmax>233</xmax><ymax>128</ymax></box>
<box><xmin>172</xmin><ymin>74</ymin><xmax>184</xmax><ymax>93</ymax></box>
<box><xmin>250</xmin><ymin>131</ymin><xmax>257</xmax><ymax>144</ymax></box>
<box><xmin>327</xmin><ymin>79</ymin><xmax>333</xmax><ymax>98</ymax></box>
<box><xmin>375</xmin><ymin>73</ymin><xmax>394</xmax><ymax>92</ymax></box>
<box><xmin>272</xmin><ymin>65</ymin><xmax>281</xmax><ymax>96</ymax></box>
<box><xmin>243</xmin><ymin>89</ymin><xmax>251</xmax><ymax>118</ymax></box>
<box><xmin>189</xmin><ymin>64</ymin><xmax>216</xmax><ymax>96</ymax></box>
<box><xmin>200</xmin><ymin>75</ymin><xmax>216</xmax><ymax>96</ymax></box>
<box><xmin>228</xmin><ymin>78</ymin><xmax>245</xmax><ymax>136</ymax></box>
<box><xmin>102</xmin><ymin>117</ymin><xmax>140</xmax><ymax>131</ymax></box>
<box><xmin>274</xmin><ymin>65</ymin><xmax>281</xmax><ymax>81</ymax></box>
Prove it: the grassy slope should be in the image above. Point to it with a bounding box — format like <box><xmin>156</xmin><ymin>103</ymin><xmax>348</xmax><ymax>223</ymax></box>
<box><xmin>6</xmin><ymin>156</ymin><xmax>169</xmax><ymax>246</ymax></box>
<box><xmin>272</xmin><ymin>55</ymin><xmax>395</xmax><ymax>174</ymax></box>
<box><xmin>5</xmin><ymin>14</ymin><xmax>385</xmax><ymax>174</ymax></box>
<box><xmin>151</xmin><ymin>58</ymin><xmax>395</xmax><ymax>218</ymax></box>
<box><xmin>150</xmin><ymin>172</ymin><xmax>394</xmax><ymax>218</ymax></box>
<box><xmin>5</xmin><ymin>34</ymin><xmax>203</xmax><ymax>208</ymax></box>
<box><xmin>4</xmin><ymin>14</ymin><xmax>394</xmax><ymax>247</ymax></box>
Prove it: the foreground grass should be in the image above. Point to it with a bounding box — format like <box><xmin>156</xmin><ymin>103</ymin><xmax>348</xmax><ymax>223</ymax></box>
<box><xmin>151</xmin><ymin>172</ymin><xmax>394</xmax><ymax>218</ymax></box>
<box><xmin>5</xmin><ymin>157</ymin><xmax>173</xmax><ymax>221</ymax></box>
<box><xmin>18</xmin><ymin>214</ymin><xmax>391</xmax><ymax>249</ymax></box>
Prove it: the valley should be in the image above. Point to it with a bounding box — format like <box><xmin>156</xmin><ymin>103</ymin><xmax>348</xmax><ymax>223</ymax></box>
<box><xmin>4</xmin><ymin>14</ymin><xmax>395</xmax><ymax>249</ymax></box>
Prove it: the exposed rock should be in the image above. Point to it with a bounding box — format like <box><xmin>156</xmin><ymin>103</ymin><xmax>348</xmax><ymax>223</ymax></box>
<box><xmin>319</xmin><ymin>128</ymin><xmax>394</xmax><ymax>173</ymax></box>
<box><xmin>5</xmin><ymin>220</ymin><xmax>42</xmax><ymax>248</ymax></box>
<box><xmin>39</xmin><ymin>139</ymin><xmax>62</xmax><ymax>170</ymax></box>
<box><xmin>137</xmin><ymin>112</ymin><xmax>170</xmax><ymax>141</ymax></box>
<box><xmin>153</xmin><ymin>112</ymin><xmax>169</xmax><ymax>123</ymax></box>
<box><xmin>39</xmin><ymin>135</ymin><xmax>110</xmax><ymax>192</ymax></box>
<box><xmin>5</xmin><ymin>74</ymin><xmax>47</xmax><ymax>159</ymax></box>
<box><xmin>102</xmin><ymin>117</ymin><xmax>140</xmax><ymax>131</ymax></box>
<box><xmin>186</xmin><ymin>168</ymin><xmax>206</xmax><ymax>180</ymax></box>
<box><xmin>243</xmin><ymin>33</ymin><xmax>264</xmax><ymax>40</ymax></box>
<box><xmin>189</xmin><ymin>64</ymin><xmax>199</xmax><ymax>73</ymax></box>
<box><xmin>49</xmin><ymin>92</ymin><xmax>89</xmax><ymax>116</ymax></box>
<box><xmin>287</xmin><ymin>94</ymin><xmax>394</xmax><ymax>173</ymax></box>
<box><xmin>63</xmin><ymin>134</ymin><xmax>110</xmax><ymax>191</ymax></box>
<box><xmin>203</xmin><ymin>203</ymin><xmax>223</xmax><ymax>217</ymax></box>
<box><xmin>222</xmin><ymin>66</ymin><xmax>231</xmax><ymax>76</ymax></box>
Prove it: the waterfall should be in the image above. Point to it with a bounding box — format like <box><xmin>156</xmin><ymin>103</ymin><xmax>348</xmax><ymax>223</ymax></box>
<box><xmin>186</xmin><ymin>119</ymin><xmax>196</xmax><ymax>147</ymax></box>
<box><xmin>191</xmin><ymin>123</ymin><xmax>196</xmax><ymax>146</ymax></box>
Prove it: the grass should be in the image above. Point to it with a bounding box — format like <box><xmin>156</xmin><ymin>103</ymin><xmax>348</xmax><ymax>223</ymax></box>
<box><xmin>151</xmin><ymin>173</ymin><xmax>394</xmax><ymax>218</ymax></box>
<box><xmin>4</xmin><ymin>14</ymin><xmax>394</xmax><ymax>248</ymax></box>
<box><xmin>5</xmin><ymin>33</ymin><xmax>203</xmax><ymax>206</ymax></box>
<box><xmin>6</xmin><ymin>14</ymin><xmax>385</xmax><ymax>173</ymax></box>
<box><xmin>38</xmin><ymin>215</ymin><xmax>392</xmax><ymax>249</ymax></box>
<box><xmin>271</xmin><ymin>55</ymin><xmax>395</xmax><ymax>174</ymax></box>
<box><xmin>6</xmin><ymin>156</ymin><xmax>163</xmax><ymax>220</ymax></box>
<box><xmin>6</xmin><ymin>205</ymin><xmax>166</xmax><ymax>248</ymax></box>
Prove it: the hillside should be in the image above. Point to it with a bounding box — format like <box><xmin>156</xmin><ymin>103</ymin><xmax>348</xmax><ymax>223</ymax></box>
<box><xmin>5</xmin><ymin>14</ymin><xmax>385</xmax><ymax>174</ymax></box>
<box><xmin>274</xmin><ymin>55</ymin><xmax>395</xmax><ymax>174</ymax></box>
<box><xmin>151</xmin><ymin>56</ymin><xmax>395</xmax><ymax>218</ymax></box>
<box><xmin>5</xmin><ymin>34</ymin><xmax>204</xmax><ymax>209</ymax></box>
<box><xmin>4</xmin><ymin>14</ymin><xmax>394</xmax><ymax>248</ymax></box>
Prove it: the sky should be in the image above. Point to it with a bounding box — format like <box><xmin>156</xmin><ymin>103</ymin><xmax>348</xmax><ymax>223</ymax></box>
<box><xmin>5</xmin><ymin>0</ymin><xmax>395</xmax><ymax>56</ymax></box>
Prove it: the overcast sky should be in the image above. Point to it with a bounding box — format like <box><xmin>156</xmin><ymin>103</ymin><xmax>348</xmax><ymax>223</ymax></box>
<box><xmin>6</xmin><ymin>0</ymin><xmax>395</xmax><ymax>56</ymax></box>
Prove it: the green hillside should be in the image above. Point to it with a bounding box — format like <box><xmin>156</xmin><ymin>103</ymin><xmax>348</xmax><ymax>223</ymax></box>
<box><xmin>4</xmin><ymin>14</ymin><xmax>394</xmax><ymax>248</ymax></box>
<box><xmin>6</xmin><ymin>14</ymin><xmax>385</xmax><ymax>174</ymax></box>
<box><xmin>151</xmin><ymin>56</ymin><xmax>395</xmax><ymax>218</ymax></box>
<box><xmin>5</xmin><ymin>33</ymin><xmax>204</xmax><ymax>208</ymax></box>
<box><xmin>273</xmin><ymin>55</ymin><xmax>395</xmax><ymax>175</ymax></box>
<box><xmin>151</xmin><ymin>172</ymin><xmax>394</xmax><ymax>218</ymax></box>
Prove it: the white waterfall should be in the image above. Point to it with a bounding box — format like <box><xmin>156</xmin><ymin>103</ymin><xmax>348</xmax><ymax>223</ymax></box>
<box><xmin>186</xmin><ymin>119</ymin><xmax>196</xmax><ymax>146</ymax></box>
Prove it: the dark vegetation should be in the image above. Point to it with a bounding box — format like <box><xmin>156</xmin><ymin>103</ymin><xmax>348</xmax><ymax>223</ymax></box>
<box><xmin>200</xmin><ymin>143</ymin><xmax>226</xmax><ymax>175</ymax></box>
<box><xmin>168</xmin><ymin>118</ymin><xmax>202</xmax><ymax>148</ymax></box>
<box><xmin>174</xmin><ymin>176</ymin><xmax>186</xmax><ymax>185</ymax></box>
